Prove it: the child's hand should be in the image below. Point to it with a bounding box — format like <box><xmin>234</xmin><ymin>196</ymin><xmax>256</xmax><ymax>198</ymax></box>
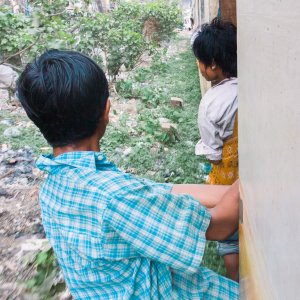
<box><xmin>205</xmin><ymin>180</ymin><xmax>239</xmax><ymax>241</ymax></box>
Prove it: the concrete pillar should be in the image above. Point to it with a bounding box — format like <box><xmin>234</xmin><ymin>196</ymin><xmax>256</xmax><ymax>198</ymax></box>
<box><xmin>238</xmin><ymin>1</ymin><xmax>300</xmax><ymax>299</ymax></box>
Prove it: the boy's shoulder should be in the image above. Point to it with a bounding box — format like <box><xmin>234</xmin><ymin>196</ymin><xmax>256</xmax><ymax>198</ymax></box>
<box><xmin>37</xmin><ymin>151</ymin><xmax>172</xmax><ymax>201</ymax></box>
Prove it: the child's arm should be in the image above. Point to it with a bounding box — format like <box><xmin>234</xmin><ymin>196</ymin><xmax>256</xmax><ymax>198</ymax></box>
<box><xmin>172</xmin><ymin>181</ymin><xmax>239</xmax><ymax>241</ymax></box>
<box><xmin>104</xmin><ymin>178</ymin><xmax>238</xmax><ymax>273</ymax></box>
<box><xmin>172</xmin><ymin>184</ymin><xmax>230</xmax><ymax>208</ymax></box>
<box><xmin>205</xmin><ymin>180</ymin><xmax>239</xmax><ymax>241</ymax></box>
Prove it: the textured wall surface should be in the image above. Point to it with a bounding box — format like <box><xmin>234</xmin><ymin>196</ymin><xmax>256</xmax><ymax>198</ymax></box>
<box><xmin>238</xmin><ymin>1</ymin><xmax>300</xmax><ymax>299</ymax></box>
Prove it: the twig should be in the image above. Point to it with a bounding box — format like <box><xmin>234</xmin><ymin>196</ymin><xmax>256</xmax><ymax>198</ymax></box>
<box><xmin>0</xmin><ymin>36</ymin><xmax>40</xmax><ymax>65</ymax></box>
<box><xmin>0</xmin><ymin>169</ymin><xmax>14</xmax><ymax>180</ymax></box>
<box><xmin>112</xmin><ymin>83</ymin><xmax>121</xmax><ymax>100</ymax></box>
<box><xmin>2</xmin><ymin>63</ymin><xmax>23</xmax><ymax>72</ymax></box>
<box><xmin>47</xmin><ymin>10</ymin><xmax>66</xmax><ymax>17</ymax></box>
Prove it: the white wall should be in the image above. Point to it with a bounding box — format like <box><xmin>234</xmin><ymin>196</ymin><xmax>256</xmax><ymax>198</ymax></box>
<box><xmin>238</xmin><ymin>1</ymin><xmax>300</xmax><ymax>299</ymax></box>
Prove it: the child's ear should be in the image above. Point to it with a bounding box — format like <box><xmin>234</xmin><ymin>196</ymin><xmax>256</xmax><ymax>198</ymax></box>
<box><xmin>104</xmin><ymin>98</ymin><xmax>110</xmax><ymax>125</ymax></box>
<box><xmin>211</xmin><ymin>60</ymin><xmax>217</xmax><ymax>70</ymax></box>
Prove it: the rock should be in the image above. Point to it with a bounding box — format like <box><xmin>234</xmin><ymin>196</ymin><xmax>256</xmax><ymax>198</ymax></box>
<box><xmin>123</xmin><ymin>147</ymin><xmax>132</xmax><ymax>157</ymax></box>
<box><xmin>3</xmin><ymin>127</ymin><xmax>22</xmax><ymax>138</ymax></box>
<box><xmin>126</xmin><ymin>98</ymin><xmax>138</xmax><ymax>115</ymax></box>
<box><xmin>0</xmin><ymin>65</ymin><xmax>18</xmax><ymax>89</ymax></box>
<box><xmin>150</xmin><ymin>142</ymin><xmax>161</xmax><ymax>155</ymax></box>
<box><xmin>1</xmin><ymin>144</ymin><xmax>9</xmax><ymax>152</ymax></box>
<box><xmin>0</xmin><ymin>119</ymin><xmax>14</xmax><ymax>126</ymax></box>
<box><xmin>18</xmin><ymin>239</ymin><xmax>51</xmax><ymax>256</ymax></box>
<box><xmin>17</xmin><ymin>165</ymin><xmax>32</xmax><ymax>174</ymax></box>
<box><xmin>159</xmin><ymin>117</ymin><xmax>178</xmax><ymax>132</ymax></box>
<box><xmin>126</xmin><ymin>167</ymin><xmax>137</xmax><ymax>174</ymax></box>
<box><xmin>146</xmin><ymin>171</ymin><xmax>156</xmax><ymax>177</ymax></box>
<box><xmin>17</xmin><ymin>177</ymin><xmax>29</xmax><ymax>185</ymax></box>
<box><xmin>170</xmin><ymin>97</ymin><xmax>183</xmax><ymax>108</ymax></box>
<box><xmin>7</xmin><ymin>158</ymin><xmax>17</xmax><ymax>165</ymax></box>
<box><xmin>0</xmin><ymin>188</ymin><xmax>9</xmax><ymax>197</ymax></box>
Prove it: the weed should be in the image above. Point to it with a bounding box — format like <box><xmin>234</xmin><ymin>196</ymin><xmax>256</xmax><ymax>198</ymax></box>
<box><xmin>133</xmin><ymin>68</ymin><xmax>151</xmax><ymax>83</ymax></box>
<box><xmin>26</xmin><ymin>248</ymin><xmax>66</xmax><ymax>299</ymax></box>
<box><xmin>115</xmin><ymin>80</ymin><xmax>134</xmax><ymax>98</ymax></box>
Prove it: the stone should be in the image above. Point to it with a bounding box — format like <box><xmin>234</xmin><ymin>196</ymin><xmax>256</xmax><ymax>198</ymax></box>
<box><xmin>123</xmin><ymin>147</ymin><xmax>132</xmax><ymax>157</ymax></box>
<box><xmin>159</xmin><ymin>117</ymin><xmax>178</xmax><ymax>132</ymax></box>
<box><xmin>0</xmin><ymin>65</ymin><xmax>18</xmax><ymax>88</ymax></box>
<box><xmin>3</xmin><ymin>127</ymin><xmax>22</xmax><ymax>138</ymax></box>
<box><xmin>1</xmin><ymin>144</ymin><xmax>9</xmax><ymax>152</ymax></box>
<box><xmin>150</xmin><ymin>142</ymin><xmax>161</xmax><ymax>155</ymax></box>
<box><xmin>7</xmin><ymin>158</ymin><xmax>17</xmax><ymax>165</ymax></box>
<box><xmin>146</xmin><ymin>171</ymin><xmax>156</xmax><ymax>177</ymax></box>
<box><xmin>170</xmin><ymin>97</ymin><xmax>183</xmax><ymax>107</ymax></box>
<box><xmin>126</xmin><ymin>99</ymin><xmax>138</xmax><ymax>115</ymax></box>
<box><xmin>0</xmin><ymin>188</ymin><xmax>9</xmax><ymax>197</ymax></box>
<box><xmin>0</xmin><ymin>119</ymin><xmax>13</xmax><ymax>126</ymax></box>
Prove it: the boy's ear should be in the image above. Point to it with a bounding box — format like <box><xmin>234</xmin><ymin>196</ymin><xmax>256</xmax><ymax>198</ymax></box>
<box><xmin>104</xmin><ymin>98</ymin><xmax>110</xmax><ymax>125</ymax></box>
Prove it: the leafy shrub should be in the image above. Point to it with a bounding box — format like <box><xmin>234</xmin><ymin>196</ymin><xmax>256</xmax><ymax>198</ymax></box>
<box><xmin>115</xmin><ymin>80</ymin><xmax>134</xmax><ymax>98</ymax></box>
<box><xmin>133</xmin><ymin>68</ymin><xmax>151</xmax><ymax>83</ymax></box>
<box><xmin>26</xmin><ymin>248</ymin><xmax>66</xmax><ymax>298</ymax></box>
<box><xmin>143</xmin><ymin>1</ymin><xmax>182</xmax><ymax>42</ymax></box>
<box><xmin>0</xmin><ymin>0</ymin><xmax>181</xmax><ymax>81</ymax></box>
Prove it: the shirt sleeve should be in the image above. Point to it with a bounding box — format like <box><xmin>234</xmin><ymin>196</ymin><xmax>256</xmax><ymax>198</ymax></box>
<box><xmin>196</xmin><ymin>86</ymin><xmax>238</xmax><ymax>161</ymax></box>
<box><xmin>196</xmin><ymin>112</ymin><xmax>224</xmax><ymax>161</ymax></box>
<box><xmin>104</xmin><ymin>178</ymin><xmax>211</xmax><ymax>274</ymax></box>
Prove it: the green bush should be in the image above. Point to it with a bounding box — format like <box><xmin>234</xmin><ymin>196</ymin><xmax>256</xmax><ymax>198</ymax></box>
<box><xmin>0</xmin><ymin>0</ymin><xmax>181</xmax><ymax>81</ymax></box>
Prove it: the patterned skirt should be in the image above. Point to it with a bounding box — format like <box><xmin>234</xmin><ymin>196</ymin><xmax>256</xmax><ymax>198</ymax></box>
<box><xmin>207</xmin><ymin>114</ymin><xmax>238</xmax><ymax>185</ymax></box>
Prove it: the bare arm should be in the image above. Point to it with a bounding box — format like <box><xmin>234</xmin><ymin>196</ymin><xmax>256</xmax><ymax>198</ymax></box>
<box><xmin>205</xmin><ymin>180</ymin><xmax>239</xmax><ymax>241</ymax></box>
<box><xmin>172</xmin><ymin>184</ymin><xmax>230</xmax><ymax>208</ymax></box>
<box><xmin>172</xmin><ymin>181</ymin><xmax>239</xmax><ymax>241</ymax></box>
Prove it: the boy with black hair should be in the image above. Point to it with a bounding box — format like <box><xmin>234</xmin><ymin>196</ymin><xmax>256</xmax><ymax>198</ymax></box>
<box><xmin>192</xmin><ymin>17</ymin><xmax>239</xmax><ymax>281</ymax></box>
<box><xmin>17</xmin><ymin>49</ymin><xmax>239</xmax><ymax>299</ymax></box>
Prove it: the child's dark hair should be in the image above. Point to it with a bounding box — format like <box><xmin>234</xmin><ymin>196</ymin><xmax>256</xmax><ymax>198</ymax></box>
<box><xmin>192</xmin><ymin>17</ymin><xmax>237</xmax><ymax>77</ymax></box>
<box><xmin>17</xmin><ymin>50</ymin><xmax>109</xmax><ymax>147</ymax></box>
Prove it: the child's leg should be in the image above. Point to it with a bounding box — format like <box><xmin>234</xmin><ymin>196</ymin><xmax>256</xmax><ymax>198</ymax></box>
<box><xmin>218</xmin><ymin>231</ymin><xmax>239</xmax><ymax>282</ymax></box>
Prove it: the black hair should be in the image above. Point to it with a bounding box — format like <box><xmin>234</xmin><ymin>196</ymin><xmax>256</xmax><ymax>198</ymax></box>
<box><xmin>192</xmin><ymin>17</ymin><xmax>237</xmax><ymax>77</ymax></box>
<box><xmin>17</xmin><ymin>50</ymin><xmax>109</xmax><ymax>147</ymax></box>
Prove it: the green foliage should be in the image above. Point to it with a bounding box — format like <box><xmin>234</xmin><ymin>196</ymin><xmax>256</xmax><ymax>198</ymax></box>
<box><xmin>0</xmin><ymin>0</ymin><xmax>181</xmax><ymax>81</ymax></box>
<box><xmin>137</xmin><ymin>87</ymin><xmax>160</xmax><ymax>107</ymax></box>
<box><xmin>143</xmin><ymin>0</ymin><xmax>182</xmax><ymax>41</ymax></box>
<box><xmin>133</xmin><ymin>68</ymin><xmax>151</xmax><ymax>83</ymax></box>
<box><xmin>26</xmin><ymin>248</ymin><xmax>66</xmax><ymax>299</ymax></box>
<box><xmin>0</xmin><ymin>3</ymin><xmax>76</xmax><ymax>64</ymax></box>
<box><xmin>0</xmin><ymin>7</ymin><xmax>33</xmax><ymax>63</ymax></box>
<box><xmin>115</xmin><ymin>80</ymin><xmax>134</xmax><ymax>98</ymax></box>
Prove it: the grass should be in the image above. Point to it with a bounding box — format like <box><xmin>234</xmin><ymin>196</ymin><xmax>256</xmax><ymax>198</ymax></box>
<box><xmin>0</xmin><ymin>110</ymin><xmax>48</xmax><ymax>154</ymax></box>
<box><xmin>0</xmin><ymin>36</ymin><xmax>225</xmax><ymax>276</ymax></box>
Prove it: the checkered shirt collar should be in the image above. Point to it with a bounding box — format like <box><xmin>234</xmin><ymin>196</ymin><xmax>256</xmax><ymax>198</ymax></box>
<box><xmin>36</xmin><ymin>151</ymin><xmax>107</xmax><ymax>173</ymax></box>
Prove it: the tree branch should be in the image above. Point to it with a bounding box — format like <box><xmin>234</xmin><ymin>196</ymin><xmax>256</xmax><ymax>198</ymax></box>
<box><xmin>0</xmin><ymin>36</ymin><xmax>40</xmax><ymax>65</ymax></box>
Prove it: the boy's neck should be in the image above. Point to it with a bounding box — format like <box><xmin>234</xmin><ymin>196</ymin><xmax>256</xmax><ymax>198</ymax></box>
<box><xmin>53</xmin><ymin>134</ymin><xmax>101</xmax><ymax>157</ymax></box>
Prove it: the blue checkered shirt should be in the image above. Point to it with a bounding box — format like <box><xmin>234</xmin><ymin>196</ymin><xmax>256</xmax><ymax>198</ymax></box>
<box><xmin>36</xmin><ymin>151</ymin><xmax>239</xmax><ymax>299</ymax></box>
